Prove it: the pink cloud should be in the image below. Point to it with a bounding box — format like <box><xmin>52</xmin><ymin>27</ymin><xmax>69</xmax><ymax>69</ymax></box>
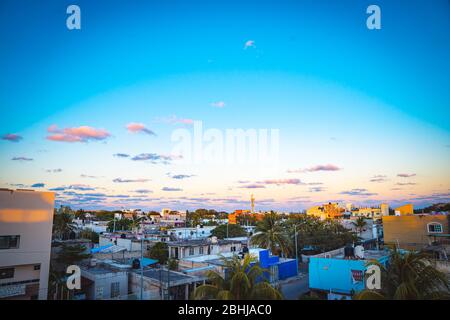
<box><xmin>46</xmin><ymin>125</ymin><xmax>110</xmax><ymax>143</ymax></box>
<box><xmin>126</xmin><ymin>122</ymin><xmax>156</xmax><ymax>136</ymax></box>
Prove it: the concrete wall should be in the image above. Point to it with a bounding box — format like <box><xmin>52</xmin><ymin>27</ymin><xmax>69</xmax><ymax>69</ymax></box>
<box><xmin>0</xmin><ymin>189</ymin><xmax>55</xmax><ymax>300</ymax></box>
<box><xmin>383</xmin><ymin>215</ymin><xmax>449</xmax><ymax>250</ymax></box>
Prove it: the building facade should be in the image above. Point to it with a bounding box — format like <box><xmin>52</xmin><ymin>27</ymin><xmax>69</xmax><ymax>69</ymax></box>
<box><xmin>0</xmin><ymin>189</ymin><xmax>55</xmax><ymax>300</ymax></box>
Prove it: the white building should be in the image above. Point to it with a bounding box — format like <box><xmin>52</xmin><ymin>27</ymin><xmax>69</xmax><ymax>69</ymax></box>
<box><xmin>0</xmin><ymin>189</ymin><xmax>55</xmax><ymax>300</ymax></box>
<box><xmin>167</xmin><ymin>226</ymin><xmax>216</xmax><ymax>240</ymax></box>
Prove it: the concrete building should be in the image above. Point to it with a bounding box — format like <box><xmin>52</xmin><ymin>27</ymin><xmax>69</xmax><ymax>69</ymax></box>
<box><xmin>169</xmin><ymin>238</ymin><xmax>242</xmax><ymax>260</ymax></box>
<box><xmin>307</xmin><ymin>203</ymin><xmax>344</xmax><ymax>220</ymax></box>
<box><xmin>0</xmin><ymin>189</ymin><xmax>55</xmax><ymax>300</ymax></box>
<box><xmin>308</xmin><ymin>247</ymin><xmax>390</xmax><ymax>299</ymax></box>
<box><xmin>394</xmin><ymin>203</ymin><xmax>414</xmax><ymax>216</ymax></box>
<box><xmin>80</xmin><ymin>262</ymin><xmax>129</xmax><ymax>300</ymax></box>
<box><xmin>167</xmin><ymin>225</ymin><xmax>216</xmax><ymax>240</ymax></box>
<box><xmin>383</xmin><ymin>214</ymin><xmax>449</xmax><ymax>251</ymax></box>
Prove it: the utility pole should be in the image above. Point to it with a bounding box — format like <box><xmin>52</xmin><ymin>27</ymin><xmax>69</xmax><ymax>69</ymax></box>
<box><xmin>294</xmin><ymin>224</ymin><xmax>299</xmax><ymax>275</ymax></box>
<box><xmin>140</xmin><ymin>235</ymin><xmax>144</xmax><ymax>300</ymax></box>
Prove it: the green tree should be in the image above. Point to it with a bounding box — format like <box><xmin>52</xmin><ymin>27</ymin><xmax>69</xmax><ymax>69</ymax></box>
<box><xmin>56</xmin><ymin>243</ymin><xmax>91</xmax><ymax>266</ymax></box>
<box><xmin>107</xmin><ymin>218</ymin><xmax>132</xmax><ymax>232</ymax></box>
<box><xmin>129</xmin><ymin>214</ymin><xmax>144</xmax><ymax>234</ymax></box>
<box><xmin>79</xmin><ymin>228</ymin><xmax>99</xmax><ymax>243</ymax></box>
<box><xmin>167</xmin><ymin>258</ymin><xmax>179</xmax><ymax>271</ymax></box>
<box><xmin>354</xmin><ymin>248</ymin><xmax>450</xmax><ymax>300</ymax></box>
<box><xmin>250</xmin><ymin>212</ymin><xmax>290</xmax><ymax>256</ymax></box>
<box><xmin>286</xmin><ymin>215</ymin><xmax>357</xmax><ymax>256</ymax></box>
<box><xmin>193</xmin><ymin>254</ymin><xmax>283</xmax><ymax>300</ymax></box>
<box><xmin>53</xmin><ymin>210</ymin><xmax>77</xmax><ymax>240</ymax></box>
<box><xmin>148</xmin><ymin>242</ymin><xmax>169</xmax><ymax>264</ymax></box>
<box><xmin>352</xmin><ymin>217</ymin><xmax>368</xmax><ymax>237</ymax></box>
<box><xmin>211</xmin><ymin>224</ymin><xmax>247</xmax><ymax>239</ymax></box>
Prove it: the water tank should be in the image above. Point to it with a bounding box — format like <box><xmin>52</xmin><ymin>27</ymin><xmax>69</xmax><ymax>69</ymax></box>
<box><xmin>90</xmin><ymin>259</ymin><xmax>97</xmax><ymax>267</ymax></box>
<box><xmin>354</xmin><ymin>245</ymin><xmax>364</xmax><ymax>259</ymax></box>
<box><xmin>344</xmin><ymin>245</ymin><xmax>355</xmax><ymax>258</ymax></box>
<box><xmin>211</xmin><ymin>236</ymin><xmax>218</xmax><ymax>244</ymax></box>
<box><xmin>132</xmin><ymin>258</ymin><xmax>140</xmax><ymax>269</ymax></box>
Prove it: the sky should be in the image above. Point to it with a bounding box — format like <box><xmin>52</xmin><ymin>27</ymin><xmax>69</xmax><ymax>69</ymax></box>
<box><xmin>0</xmin><ymin>0</ymin><xmax>449</xmax><ymax>212</ymax></box>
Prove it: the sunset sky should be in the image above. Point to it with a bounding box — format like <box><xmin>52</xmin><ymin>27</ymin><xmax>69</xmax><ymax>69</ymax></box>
<box><xmin>1</xmin><ymin>0</ymin><xmax>449</xmax><ymax>211</ymax></box>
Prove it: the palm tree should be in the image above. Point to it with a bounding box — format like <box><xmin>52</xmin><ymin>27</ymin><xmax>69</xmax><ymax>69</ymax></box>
<box><xmin>193</xmin><ymin>254</ymin><xmax>283</xmax><ymax>300</ymax></box>
<box><xmin>53</xmin><ymin>211</ymin><xmax>77</xmax><ymax>240</ymax></box>
<box><xmin>352</xmin><ymin>217</ymin><xmax>367</xmax><ymax>237</ymax></box>
<box><xmin>354</xmin><ymin>247</ymin><xmax>450</xmax><ymax>300</ymax></box>
<box><xmin>250</xmin><ymin>212</ymin><xmax>290</xmax><ymax>256</ymax></box>
<box><xmin>129</xmin><ymin>214</ymin><xmax>144</xmax><ymax>234</ymax></box>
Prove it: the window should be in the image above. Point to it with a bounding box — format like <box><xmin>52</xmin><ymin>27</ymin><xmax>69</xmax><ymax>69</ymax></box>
<box><xmin>189</xmin><ymin>247</ymin><xmax>194</xmax><ymax>256</ymax></box>
<box><xmin>428</xmin><ymin>223</ymin><xmax>443</xmax><ymax>234</ymax></box>
<box><xmin>0</xmin><ymin>268</ymin><xmax>15</xmax><ymax>280</ymax></box>
<box><xmin>111</xmin><ymin>282</ymin><xmax>120</xmax><ymax>298</ymax></box>
<box><xmin>231</xmin><ymin>246</ymin><xmax>236</xmax><ymax>252</ymax></box>
<box><xmin>0</xmin><ymin>235</ymin><xmax>20</xmax><ymax>249</ymax></box>
<box><xmin>34</xmin><ymin>265</ymin><xmax>41</xmax><ymax>271</ymax></box>
<box><xmin>199</xmin><ymin>247</ymin><xmax>204</xmax><ymax>254</ymax></box>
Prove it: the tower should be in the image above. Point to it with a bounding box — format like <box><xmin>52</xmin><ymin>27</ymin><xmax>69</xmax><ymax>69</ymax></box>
<box><xmin>251</xmin><ymin>194</ymin><xmax>255</xmax><ymax>214</ymax></box>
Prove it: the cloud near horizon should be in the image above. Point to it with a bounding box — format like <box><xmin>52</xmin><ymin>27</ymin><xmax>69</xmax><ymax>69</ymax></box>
<box><xmin>162</xmin><ymin>187</ymin><xmax>183</xmax><ymax>192</ymax></box>
<box><xmin>46</xmin><ymin>125</ymin><xmax>110</xmax><ymax>143</ymax></box>
<box><xmin>287</xmin><ymin>164</ymin><xmax>341</xmax><ymax>173</ymax></box>
<box><xmin>126</xmin><ymin>122</ymin><xmax>156</xmax><ymax>136</ymax></box>
<box><xmin>113</xmin><ymin>178</ymin><xmax>151</xmax><ymax>183</ymax></box>
<box><xmin>397</xmin><ymin>173</ymin><xmax>416</xmax><ymax>178</ymax></box>
<box><xmin>340</xmin><ymin>188</ymin><xmax>377</xmax><ymax>196</ymax></box>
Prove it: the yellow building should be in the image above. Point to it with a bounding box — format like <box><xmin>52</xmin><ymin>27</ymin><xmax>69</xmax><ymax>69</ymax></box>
<box><xmin>383</xmin><ymin>214</ymin><xmax>449</xmax><ymax>251</ymax></box>
<box><xmin>307</xmin><ymin>203</ymin><xmax>343</xmax><ymax>220</ymax></box>
<box><xmin>394</xmin><ymin>203</ymin><xmax>414</xmax><ymax>216</ymax></box>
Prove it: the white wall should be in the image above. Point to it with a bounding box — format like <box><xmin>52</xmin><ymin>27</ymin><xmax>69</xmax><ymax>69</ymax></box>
<box><xmin>0</xmin><ymin>190</ymin><xmax>55</xmax><ymax>300</ymax></box>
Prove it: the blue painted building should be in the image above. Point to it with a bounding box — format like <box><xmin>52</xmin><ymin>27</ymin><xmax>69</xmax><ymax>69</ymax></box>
<box><xmin>308</xmin><ymin>249</ymin><xmax>389</xmax><ymax>298</ymax></box>
<box><xmin>258</xmin><ymin>249</ymin><xmax>298</xmax><ymax>282</ymax></box>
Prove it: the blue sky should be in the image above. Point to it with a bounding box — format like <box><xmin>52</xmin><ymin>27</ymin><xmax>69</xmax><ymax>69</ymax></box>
<box><xmin>0</xmin><ymin>0</ymin><xmax>449</xmax><ymax>211</ymax></box>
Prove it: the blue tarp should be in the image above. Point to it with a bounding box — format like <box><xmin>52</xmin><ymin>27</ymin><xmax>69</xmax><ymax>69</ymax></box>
<box><xmin>138</xmin><ymin>257</ymin><xmax>158</xmax><ymax>267</ymax></box>
<box><xmin>90</xmin><ymin>244</ymin><xmax>113</xmax><ymax>253</ymax></box>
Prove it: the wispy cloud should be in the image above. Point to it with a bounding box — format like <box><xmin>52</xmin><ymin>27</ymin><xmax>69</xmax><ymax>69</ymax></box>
<box><xmin>46</xmin><ymin>125</ymin><xmax>110</xmax><ymax>143</ymax></box>
<box><xmin>162</xmin><ymin>187</ymin><xmax>183</xmax><ymax>192</ymax></box>
<box><xmin>46</xmin><ymin>168</ymin><xmax>62</xmax><ymax>173</ymax></box>
<box><xmin>126</xmin><ymin>122</ymin><xmax>156</xmax><ymax>136</ymax></box>
<box><xmin>157</xmin><ymin>115</ymin><xmax>194</xmax><ymax>126</ymax></box>
<box><xmin>396</xmin><ymin>182</ymin><xmax>417</xmax><ymax>186</ymax></box>
<box><xmin>49</xmin><ymin>184</ymin><xmax>95</xmax><ymax>191</ymax></box>
<box><xmin>397</xmin><ymin>173</ymin><xmax>416</xmax><ymax>178</ymax></box>
<box><xmin>131</xmin><ymin>153</ymin><xmax>181</xmax><ymax>164</ymax></box>
<box><xmin>210</xmin><ymin>101</ymin><xmax>226</xmax><ymax>108</ymax></box>
<box><xmin>257</xmin><ymin>178</ymin><xmax>303</xmax><ymax>185</ymax></box>
<box><xmin>113</xmin><ymin>153</ymin><xmax>130</xmax><ymax>158</ymax></box>
<box><xmin>2</xmin><ymin>133</ymin><xmax>23</xmax><ymax>142</ymax></box>
<box><xmin>11</xmin><ymin>156</ymin><xmax>33</xmax><ymax>161</ymax></box>
<box><xmin>340</xmin><ymin>188</ymin><xmax>377</xmax><ymax>196</ymax></box>
<box><xmin>309</xmin><ymin>187</ymin><xmax>326</xmax><ymax>193</ymax></box>
<box><xmin>167</xmin><ymin>173</ymin><xmax>195</xmax><ymax>180</ymax></box>
<box><xmin>80</xmin><ymin>174</ymin><xmax>100</xmax><ymax>179</ymax></box>
<box><xmin>238</xmin><ymin>184</ymin><xmax>266</xmax><ymax>189</ymax></box>
<box><xmin>113</xmin><ymin>178</ymin><xmax>150</xmax><ymax>183</ymax></box>
<box><xmin>133</xmin><ymin>189</ymin><xmax>153</xmax><ymax>194</ymax></box>
<box><xmin>287</xmin><ymin>164</ymin><xmax>341</xmax><ymax>173</ymax></box>
<box><xmin>31</xmin><ymin>183</ymin><xmax>45</xmax><ymax>188</ymax></box>
<box><xmin>244</xmin><ymin>40</ymin><xmax>256</xmax><ymax>49</ymax></box>
<box><xmin>370</xmin><ymin>174</ymin><xmax>388</xmax><ymax>183</ymax></box>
